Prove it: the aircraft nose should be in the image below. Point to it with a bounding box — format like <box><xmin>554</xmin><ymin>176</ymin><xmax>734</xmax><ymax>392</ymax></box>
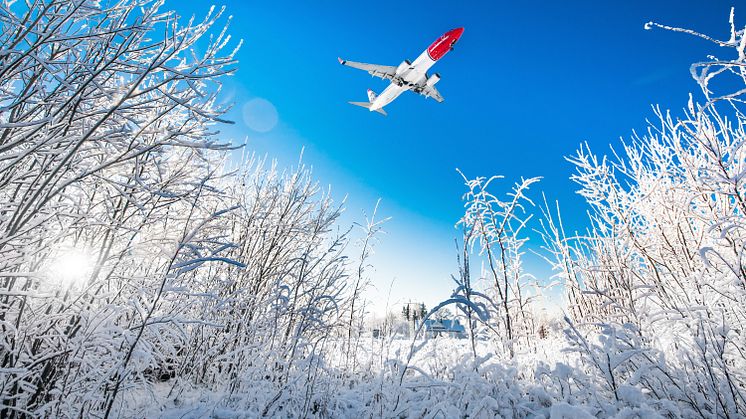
<box><xmin>450</xmin><ymin>27</ymin><xmax>464</xmax><ymax>40</ymax></box>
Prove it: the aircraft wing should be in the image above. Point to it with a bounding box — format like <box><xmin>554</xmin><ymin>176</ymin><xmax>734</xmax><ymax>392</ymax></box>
<box><xmin>338</xmin><ymin>58</ymin><xmax>397</xmax><ymax>81</ymax></box>
<box><xmin>418</xmin><ymin>84</ymin><xmax>444</xmax><ymax>103</ymax></box>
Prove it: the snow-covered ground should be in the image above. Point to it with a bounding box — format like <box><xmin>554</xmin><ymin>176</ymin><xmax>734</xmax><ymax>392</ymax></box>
<box><xmin>126</xmin><ymin>334</ymin><xmax>665</xmax><ymax>418</ymax></box>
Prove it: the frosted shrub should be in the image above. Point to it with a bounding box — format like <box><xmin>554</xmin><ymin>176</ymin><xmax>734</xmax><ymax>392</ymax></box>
<box><xmin>454</xmin><ymin>171</ymin><xmax>542</xmax><ymax>360</ymax></box>
<box><xmin>0</xmin><ymin>0</ymin><xmax>242</xmax><ymax>416</ymax></box>
<box><xmin>547</xmin><ymin>9</ymin><xmax>746</xmax><ymax>418</ymax></box>
<box><xmin>0</xmin><ymin>1</ymin><xmax>376</xmax><ymax>416</ymax></box>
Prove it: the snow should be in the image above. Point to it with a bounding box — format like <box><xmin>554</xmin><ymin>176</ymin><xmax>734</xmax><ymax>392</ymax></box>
<box><xmin>2</xmin><ymin>1</ymin><xmax>746</xmax><ymax>418</ymax></box>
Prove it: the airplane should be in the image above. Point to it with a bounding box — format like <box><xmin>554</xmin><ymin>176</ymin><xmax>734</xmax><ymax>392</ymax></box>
<box><xmin>338</xmin><ymin>27</ymin><xmax>464</xmax><ymax>116</ymax></box>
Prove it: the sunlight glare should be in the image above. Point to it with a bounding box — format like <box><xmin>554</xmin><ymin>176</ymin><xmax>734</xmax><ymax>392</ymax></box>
<box><xmin>46</xmin><ymin>249</ymin><xmax>95</xmax><ymax>287</ymax></box>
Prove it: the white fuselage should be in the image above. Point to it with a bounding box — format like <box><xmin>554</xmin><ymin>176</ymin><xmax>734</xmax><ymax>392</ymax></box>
<box><xmin>369</xmin><ymin>51</ymin><xmax>436</xmax><ymax>111</ymax></box>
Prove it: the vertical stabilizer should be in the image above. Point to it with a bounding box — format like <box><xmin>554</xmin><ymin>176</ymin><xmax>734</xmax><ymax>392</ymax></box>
<box><xmin>367</xmin><ymin>89</ymin><xmax>377</xmax><ymax>103</ymax></box>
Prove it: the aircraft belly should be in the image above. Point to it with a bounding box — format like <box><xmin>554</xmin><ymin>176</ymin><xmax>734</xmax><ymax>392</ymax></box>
<box><xmin>403</xmin><ymin>57</ymin><xmax>434</xmax><ymax>84</ymax></box>
<box><xmin>412</xmin><ymin>51</ymin><xmax>436</xmax><ymax>68</ymax></box>
<box><xmin>404</xmin><ymin>69</ymin><xmax>426</xmax><ymax>84</ymax></box>
<box><xmin>373</xmin><ymin>84</ymin><xmax>406</xmax><ymax>109</ymax></box>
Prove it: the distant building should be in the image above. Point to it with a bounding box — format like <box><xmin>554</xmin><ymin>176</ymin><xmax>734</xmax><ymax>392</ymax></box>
<box><xmin>423</xmin><ymin>319</ymin><xmax>466</xmax><ymax>338</ymax></box>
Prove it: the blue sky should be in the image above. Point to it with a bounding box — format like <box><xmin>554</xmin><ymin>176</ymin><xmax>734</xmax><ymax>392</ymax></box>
<box><xmin>182</xmin><ymin>0</ymin><xmax>736</xmax><ymax>314</ymax></box>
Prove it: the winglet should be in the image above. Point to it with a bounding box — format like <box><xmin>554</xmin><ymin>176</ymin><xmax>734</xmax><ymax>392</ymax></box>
<box><xmin>338</xmin><ymin>57</ymin><xmax>345</xmax><ymax>65</ymax></box>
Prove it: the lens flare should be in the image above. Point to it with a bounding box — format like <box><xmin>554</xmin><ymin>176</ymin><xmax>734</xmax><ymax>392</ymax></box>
<box><xmin>242</xmin><ymin>98</ymin><xmax>278</xmax><ymax>133</ymax></box>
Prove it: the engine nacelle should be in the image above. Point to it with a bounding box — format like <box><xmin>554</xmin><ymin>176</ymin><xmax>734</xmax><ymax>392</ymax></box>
<box><xmin>426</xmin><ymin>73</ymin><xmax>441</xmax><ymax>87</ymax></box>
<box><xmin>396</xmin><ymin>59</ymin><xmax>412</xmax><ymax>75</ymax></box>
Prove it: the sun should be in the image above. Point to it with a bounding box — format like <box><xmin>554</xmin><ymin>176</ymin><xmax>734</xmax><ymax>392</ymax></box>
<box><xmin>46</xmin><ymin>248</ymin><xmax>95</xmax><ymax>287</ymax></box>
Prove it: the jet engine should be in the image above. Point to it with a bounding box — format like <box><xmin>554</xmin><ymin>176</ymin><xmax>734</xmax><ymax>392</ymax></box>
<box><xmin>426</xmin><ymin>73</ymin><xmax>441</xmax><ymax>87</ymax></box>
<box><xmin>396</xmin><ymin>59</ymin><xmax>412</xmax><ymax>75</ymax></box>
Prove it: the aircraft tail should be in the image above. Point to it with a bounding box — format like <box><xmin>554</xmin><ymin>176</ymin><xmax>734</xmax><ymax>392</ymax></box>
<box><xmin>348</xmin><ymin>99</ymin><xmax>387</xmax><ymax>116</ymax></box>
<box><xmin>367</xmin><ymin>89</ymin><xmax>377</xmax><ymax>102</ymax></box>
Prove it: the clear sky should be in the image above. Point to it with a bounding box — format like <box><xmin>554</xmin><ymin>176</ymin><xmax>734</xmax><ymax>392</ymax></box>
<box><xmin>180</xmin><ymin>0</ymin><xmax>736</xmax><ymax>315</ymax></box>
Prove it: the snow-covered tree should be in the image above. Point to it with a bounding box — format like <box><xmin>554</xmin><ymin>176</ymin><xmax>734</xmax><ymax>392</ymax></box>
<box><xmin>0</xmin><ymin>0</ymin><xmax>243</xmax><ymax>415</ymax></box>
<box><xmin>455</xmin><ymin>170</ymin><xmax>542</xmax><ymax>358</ymax></box>
<box><xmin>544</xmin><ymin>9</ymin><xmax>746</xmax><ymax>417</ymax></box>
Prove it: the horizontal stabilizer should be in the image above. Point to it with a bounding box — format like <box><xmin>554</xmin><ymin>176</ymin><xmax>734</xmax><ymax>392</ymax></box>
<box><xmin>348</xmin><ymin>101</ymin><xmax>387</xmax><ymax>116</ymax></box>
